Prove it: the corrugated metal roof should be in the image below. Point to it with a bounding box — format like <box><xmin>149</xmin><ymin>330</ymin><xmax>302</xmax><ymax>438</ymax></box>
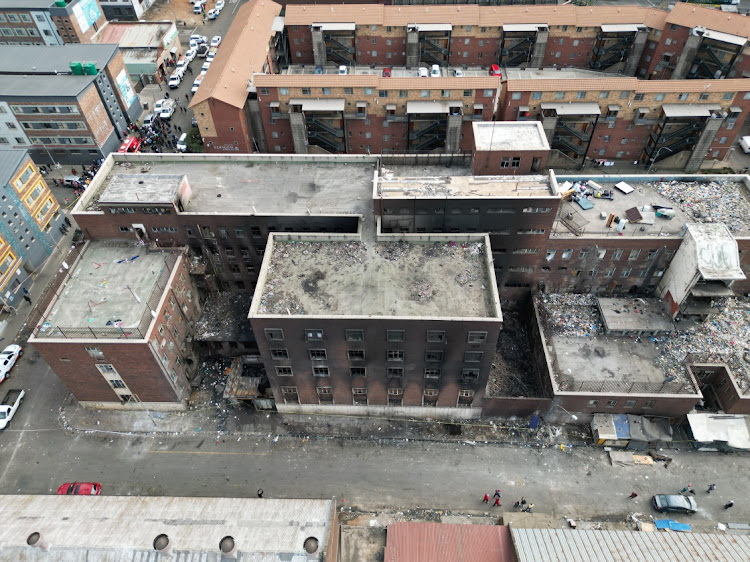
<box><xmin>667</xmin><ymin>2</ymin><xmax>750</xmax><ymax>41</ymax></box>
<box><xmin>384</xmin><ymin>522</ymin><xmax>515</xmax><ymax>562</ymax></box>
<box><xmin>190</xmin><ymin>0</ymin><xmax>282</xmax><ymax>109</ymax></box>
<box><xmin>512</xmin><ymin>528</ymin><xmax>750</xmax><ymax>562</ymax></box>
<box><xmin>0</xmin><ymin>495</ymin><xmax>333</xmax><ymax>561</ymax></box>
<box><xmin>0</xmin><ymin>149</ymin><xmax>28</xmax><ymax>187</ymax></box>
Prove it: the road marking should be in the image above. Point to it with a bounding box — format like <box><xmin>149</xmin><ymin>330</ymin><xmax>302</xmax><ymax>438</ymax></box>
<box><xmin>147</xmin><ymin>439</ymin><xmax>269</xmax><ymax>456</ymax></box>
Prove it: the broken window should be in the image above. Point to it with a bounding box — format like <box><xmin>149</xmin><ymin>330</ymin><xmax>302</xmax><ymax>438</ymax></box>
<box><xmin>464</xmin><ymin>351</ymin><xmax>483</xmax><ymax>363</ymax></box>
<box><xmin>350</xmin><ymin>367</ymin><xmax>366</xmax><ymax>377</ymax></box>
<box><xmin>347</xmin><ymin>350</ymin><xmax>365</xmax><ymax>361</ymax></box>
<box><xmin>425</xmin><ymin>351</ymin><xmax>443</xmax><ymax>362</ymax></box>
<box><xmin>426</xmin><ymin>330</ymin><xmax>445</xmax><ymax>343</ymax></box>
<box><xmin>275</xmin><ymin>366</ymin><xmax>293</xmax><ymax>376</ymax></box>
<box><xmin>312</xmin><ymin>367</ymin><xmax>329</xmax><ymax>377</ymax></box>
<box><xmin>387</xmin><ymin>367</ymin><xmax>403</xmax><ymax>378</ymax></box>
<box><xmin>387</xmin><ymin>330</ymin><xmax>405</xmax><ymax>342</ymax></box>
<box><xmin>270</xmin><ymin>349</ymin><xmax>288</xmax><ymax>360</ymax></box>
<box><xmin>346</xmin><ymin>329</ymin><xmax>364</xmax><ymax>342</ymax></box>
<box><xmin>467</xmin><ymin>331</ymin><xmax>487</xmax><ymax>344</ymax></box>
<box><xmin>309</xmin><ymin>349</ymin><xmax>327</xmax><ymax>360</ymax></box>
<box><xmin>461</xmin><ymin>369</ymin><xmax>480</xmax><ymax>380</ymax></box>
<box><xmin>387</xmin><ymin>350</ymin><xmax>404</xmax><ymax>361</ymax></box>
<box><xmin>264</xmin><ymin>328</ymin><xmax>284</xmax><ymax>341</ymax></box>
<box><xmin>424</xmin><ymin>369</ymin><xmax>441</xmax><ymax>379</ymax></box>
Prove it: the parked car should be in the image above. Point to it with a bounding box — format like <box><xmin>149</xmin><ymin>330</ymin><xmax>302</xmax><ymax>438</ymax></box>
<box><xmin>191</xmin><ymin>73</ymin><xmax>206</xmax><ymax>93</ymax></box>
<box><xmin>159</xmin><ymin>100</ymin><xmax>175</xmax><ymax>119</ymax></box>
<box><xmin>196</xmin><ymin>44</ymin><xmax>209</xmax><ymax>58</ymax></box>
<box><xmin>215</xmin><ymin>0</ymin><xmax>224</xmax><ymax>9</ymax></box>
<box><xmin>0</xmin><ymin>389</ymin><xmax>24</xmax><ymax>430</ymax></box>
<box><xmin>176</xmin><ymin>133</ymin><xmax>188</xmax><ymax>152</ymax></box>
<box><xmin>193</xmin><ymin>3</ymin><xmax>203</xmax><ymax>14</ymax></box>
<box><xmin>201</xmin><ymin>61</ymin><xmax>211</xmax><ymax>72</ymax></box>
<box><xmin>117</xmin><ymin>135</ymin><xmax>141</xmax><ymax>154</ymax></box>
<box><xmin>453</xmin><ymin>68</ymin><xmax>464</xmax><ymax>77</ymax></box>
<box><xmin>63</xmin><ymin>175</ymin><xmax>83</xmax><ymax>187</ymax></box>
<box><xmin>168</xmin><ymin>71</ymin><xmax>183</xmax><ymax>88</ymax></box>
<box><xmin>0</xmin><ymin>345</ymin><xmax>22</xmax><ymax>383</ymax></box>
<box><xmin>209</xmin><ymin>35</ymin><xmax>221</xmax><ymax>47</ymax></box>
<box><xmin>382</xmin><ymin>67</ymin><xmax>391</xmax><ymax>77</ymax></box>
<box><xmin>418</xmin><ymin>67</ymin><xmax>428</xmax><ymax>78</ymax></box>
<box><xmin>489</xmin><ymin>64</ymin><xmax>502</xmax><ymax>77</ymax></box>
<box><xmin>143</xmin><ymin>113</ymin><xmax>156</xmax><ymax>127</ymax></box>
<box><xmin>185</xmin><ymin>48</ymin><xmax>197</xmax><ymax>63</ymax></box>
<box><xmin>153</xmin><ymin>99</ymin><xmax>166</xmax><ymax>113</ymax></box>
<box><xmin>740</xmin><ymin>136</ymin><xmax>750</xmax><ymax>154</ymax></box>
<box><xmin>175</xmin><ymin>55</ymin><xmax>187</xmax><ymax>70</ymax></box>
<box><xmin>652</xmin><ymin>494</ymin><xmax>697</xmax><ymax>514</ymax></box>
<box><xmin>314</xmin><ymin>65</ymin><xmax>323</xmax><ymax>75</ymax></box>
<box><xmin>338</xmin><ymin>65</ymin><xmax>347</xmax><ymax>75</ymax></box>
<box><xmin>207</xmin><ymin>8</ymin><xmax>219</xmax><ymax>19</ymax></box>
<box><xmin>57</xmin><ymin>482</ymin><xmax>102</xmax><ymax>496</ymax></box>
<box><xmin>430</xmin><ymin>64</ymin><xmax>440</xmax><ymax>78</ymax></box>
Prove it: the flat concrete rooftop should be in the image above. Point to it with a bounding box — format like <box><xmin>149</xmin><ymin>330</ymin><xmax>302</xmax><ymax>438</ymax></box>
<box><xmin>256</xmin><ymin>239</ymin><xmax>498</xmax><ymax>318</ymax></box>
<box><xmin>98</xmin><ymin>174</ymin><xmax>183</xmax><ymax>205</ymax></box>
<box><xmin>552</xmin><ymin>178</ymin><xmax>750</xmax><ymax>237</ymax></box>
<box><xmin>472</xmin><ymin>122</ymin><xmax>549</xmax><ymax>152</ymax></box>
<box><xmin>85</xmin><ymin>157</ymin><xmax>376</xmax><ymax>216</ymax></box>
<box><xmin>597</xmin><ymin>297</ymin><xmax>675</xmax><ymax>333</ymax></box>
<box><xmin>536</xmin><ymin>294</ymin><xmax>698</xmax><ymax>393</ymax></box>
<box><xmin>36</xmin><ymin>242</ymin><xmax>172</xmax><ymax>337</ymax></box>
<box><xmin>378</xmin><ymin>168</ymin><xmax>554</xmax><ymax>199</ymax></box>
<box><xmin>504</xmin><ymin>68</ymin><xmax>622</xmax><ymax>81</ymax></box>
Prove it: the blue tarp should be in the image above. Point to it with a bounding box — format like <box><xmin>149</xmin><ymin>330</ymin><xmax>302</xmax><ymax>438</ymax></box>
<box><xmin>654</xmin><ymin>519</ymin><xmax>692</xmax><ymax>532</ymax></box>
<box><xmin>613</xmin><ymin>414</ymin><xmax>630</xmax><ymax>439</ymax></box>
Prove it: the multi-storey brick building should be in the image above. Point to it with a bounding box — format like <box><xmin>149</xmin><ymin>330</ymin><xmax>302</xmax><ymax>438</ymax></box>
<box><xmin>249</xmin><ymin>231</ymin><xmax>502</xmax><ymax>418</ymax></box>
<box><xmin>0</xmin><ymin>0</ymin><xmax>106</xmax><ymax>46</ymax></box>
<box><xmin>30</xmin><ymin>240</ymin><xmax>201</xmax><ymax>408</ymax></box>
<box><xmin>191</xmin><ymin>2</ymin><xmax>750</xmax><ymax>172</ymax></box>
<box><xmin>0</xmin><ymin>44</ymin><xmax>140</xmax><ymax>164</ymax></box>
<box><xmin>64</xmin><ymin>151</ymin><xmax>750</xmax><ymax>416</ymax></box>
<box><xmin>0</xmin><ymin>149</ymin><xmax>64</xmax><ymax>311</ymax></box>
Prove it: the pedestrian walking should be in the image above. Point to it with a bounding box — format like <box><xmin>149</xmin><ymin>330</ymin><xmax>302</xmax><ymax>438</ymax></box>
<box><xmin>724</xmin><ymin>500</ymin><xmax>734</xmax><ymax>509</ymax></box>
<box><xmin>177</xmin><ymin>125</ymin><xmax>182</xmax><ymax>132</ymax></box>
<box><xmin>707</xmin><ymin>484</ymin><xmax>716</xmax><ymax>493</ymax></box>
<box><xmin>257</xmin><ymin>489</ymin><xmax>263</xmax><ymax>498</ymax></box>
<box><xmin>520</xmin><ymin>497</ymin><xmax>526</xmax><ymax>507</ymax></box>
<box><xmin>22</xmin><ymin>287</ymin><xmax>29</xmax><ymax>296</ymax></box>
<box><xmin>185</xmin><ymin>94</ymin><xmax>189</xmax><ymax>101</ymax></box>
<box><xmin>523</xmin><ymin>503</ymin><xmax>534</xmax><ymax>513</ymax></box>
<box><xmin>493</xmin><ymin>497</ymin><xmax>501</xmax><ymax>507</ymax></box>
<box><xmin>513</xmin><ymin>500</ymin><xmax>520</xmax><ymax>509</ymax></box>
<box><xmin>680</xmin><ymin>484</ymin><xmax>692</xmax><ymax>495</ymax></box>
<box><xmin>23</xmin><ymin>295</ymin><xmax>32</xmax><ymax>304</ymax></box>
<box><xmin>493</xmin><ymin>489</ymin><xmax>502</xmax><ymax>499</ymax></box>
<box><xmin>482</xmin><ymin>493</ymin><xmax>489</xmax><ymax>504</ymax></box>
<box><xmin>628</xmin><ymin>492</ymin><xmax>638</xmax><ymax>499</ymax></box>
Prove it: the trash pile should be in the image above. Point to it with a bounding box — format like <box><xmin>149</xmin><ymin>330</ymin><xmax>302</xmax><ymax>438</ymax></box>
<box><xmin>654</xmin><ymin>297</ymin><xmax>750</xmax><ymax>389</ymax></box>
<box><xmin>651</xmin><ymin>180</ymin><xmax>750</xmax><ymax>234</ymax></box>
<box><xmin>258</xmin><ymin>277</ymin><xmax>307</xmax><ymax>315</ymax></box>
<box><xmin>537</xmin><ymin>293</ymin><xmax>603</xmax><ymax>337</ymax></box>
<box><xmin>277</xmin><ymin>240</ymin><xmax>365</xmax><ymax>266</ymax></box>
<box><xmin>409</xmin><ymin>279</ymin><xmax>434</xmax><ymax>302</ymax></box>
<box><xmin>375</xmin><ymin>241</ymin><xmax>410</xmax><ymax>261</ymax></box>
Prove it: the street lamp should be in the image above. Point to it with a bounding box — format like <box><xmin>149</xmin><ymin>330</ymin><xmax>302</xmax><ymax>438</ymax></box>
<box><xmin>647</xmin><ymin>146</ymin><xmax>673</xmax><ymax>174</ymax></box>
<box><xmin>552</xmin><ymin>403</ymin><xmax>578</xmax><ymax>421</ymax></box>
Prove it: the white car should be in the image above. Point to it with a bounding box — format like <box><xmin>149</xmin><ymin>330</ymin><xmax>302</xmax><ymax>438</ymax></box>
<box><xmin>143</xmin><ymin>113</ymin><xmax>156</xmax><ymax>127</ymax></box>
<box><xmin>190</xmin><ymin>34</ymin><xmax>207</xmax><ymax>45</ymax></box>
<box><xmin>338</xmin><ymin>65</ymin><xmax>347</xmax><ymax>75</ymax></box>
<box><xmin>191</xmin><ymin>72</ymin><xmax>206</xmax><ymax>93</ymax></box>
<box><xmin>206</xmin><ymin>52</ymin><xmax>216</xmax><ymax>63</ymax></box>
<box><xmin>0</xmin><ymin>345</ymin><xmax>22</xmax><ymax>383</ymax></box>
<box><xmin>201</xmin><ymin>61</ymin><xmax>211</xmax><ymax>72</ymax></box>
<box><xmin>159</xmin><ymin>100</ymin><xmax>175</xmax><ymax>119</ymax></box>
<box><xmin>215</xmin><ymin>0</ymin><xmax>224</xmax><ymax>9</ymax></box>
<box><xmin>430</xmin><ymin>64</ymin><xmax>440</xmax><ymax>78</ymax></box>
<box><xmin>185</xmin><ymin>48</ymin><xmax>197</xmax><ymax>62</ymax></box>
<box><xmin>153</xmin><ymin>99</ymin><xmax>166</xmax><ymax>113</ymax></box>
<box><xmin>453</xmin><ymin>68</ymin><xmax>464</xmax><ymax>77</ymax></box>
<box><xmin>418</xmin><ymin>67</ymin><xmax>428</xmax><ymax>78</ymax></box>
<box><xmin>210</xmin><ymin>35</ymin><xmax>222</xmax><ymax>48</ymax></box>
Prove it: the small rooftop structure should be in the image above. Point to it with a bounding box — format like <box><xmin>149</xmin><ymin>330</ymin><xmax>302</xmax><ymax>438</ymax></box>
<box><xmin>32</xmin><ymin>242</ymin><xmax>178</xmax><ymax>340</ymax></box>
<box><xmin>511</xmin><ymin>528</ymin><xmax>750</xmax><ymax>562</ymax></box>
<box><xmin>687</xmin><ymin>223</ymin><xmax>745</xmax><ymax>281</ymax></box>
<box><xmin>384</xmin><ymin>522</ymin><xmax>515</xmax><ymax>562</ymax></box>
<box><xmin>80</xmin><ymin>154</ymin><xmax>377</xmax><ymax>216</ymax></box>
<box><xmin>92</xmin><ymin>21</ymin><xmax>176</xmax><ymax>49</ymax></box>
<box><xmin>472</xmin><ymin>121</ymin><xmax>550</xmax><ymax>152</ymax></box>
<box><xmin>252</xmin><ymin>235</ymin><xmax>501</xmax><ymax>319</ymax></box>
<box><xmin>0</xmin><ymin>495</ymin><xmax>333</xmax><ymax>560</ymax></box>
<box><xmin>196</xmin><ymin>292</ymin><xmax>255</xmax><ymax>342</ymax></box>
<box><xmin>687</xmin><ymin>413</ymin><xmax>750</xmax><ymax>451</ymax></box>
<box><xmin>596</xmin><ymin>297</ymin><xmax>675</xmax><ymax>336</ymax></box>
<box><xmin>0</xmin><ymin>44</ymin><xmax>118</xmax><ymax>75</ymax></box>
<box><xmin>98</xmin><ymin>174</ymin><xmax>185</xmax><ymax>206</ymax></box>
<box><xmin>377</xmin><ymin>169</ymin><xmax>555</xmax><ymax>199</ymax></box>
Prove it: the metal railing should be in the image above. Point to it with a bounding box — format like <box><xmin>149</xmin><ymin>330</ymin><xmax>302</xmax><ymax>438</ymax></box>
<box><xmin>32</xmin><ymin>251</ymin><xmax>179</xmax><ymax>340</ymax></box>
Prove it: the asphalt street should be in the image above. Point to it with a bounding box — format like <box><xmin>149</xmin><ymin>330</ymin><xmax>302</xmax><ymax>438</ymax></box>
<box><xmin>2</xmin><ymin>352</ymin><xmax>750</xmax><ymax>525</ymax></box>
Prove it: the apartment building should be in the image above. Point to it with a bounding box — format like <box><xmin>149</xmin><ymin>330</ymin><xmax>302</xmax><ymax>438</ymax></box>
<box><xmin>0</xmin><ymin>0</ymin><xmax>106</xmax><ymax>46</ymax></box>
<box><xmin>64</xmin><ymin>152</ymin><xmax>750</xmax><ymax>417</ymax></box>
<box><xmin>30</xmin><ymin>241</ymin><xmax>201</xmax><ymax>408</ymax></box>
<box><xmin>192</xmin><ymin>2</ymin><xmax>750</xmax><ymax>171</ymax></box>
<box><xmin>90</xmin><ymin>21</ymin><xmax>182</xmax><ymax>86</ymax></box>
<box><xmin>0</xmin><ymin>149</ymin><xmax>64</xmax><ymax>311</ymax></box>
<box><xmin>0</xmin><ymin>44</ymin><xmax>140</xmax><ymax>164</ymax></box>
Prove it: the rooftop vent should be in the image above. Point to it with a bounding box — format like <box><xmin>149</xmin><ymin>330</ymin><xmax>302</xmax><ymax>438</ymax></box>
<box><xmin>220</xmin><ymin>536</ymin><xmax>238</xmax><ymax>559</ymax></box>
<box><xmin>27</xmin><ymin>532</ymin><xmax>49</xmax><ymax>552</ymax></box>
<box><xmin>153</xmin><ymin>534</ymin><xmax>173</xmax><ymax>557</ymax></box>
<box><xmin>304</xmin><ymin>537</ymin><xmax>320</xmax><ymax>554</ymax></box>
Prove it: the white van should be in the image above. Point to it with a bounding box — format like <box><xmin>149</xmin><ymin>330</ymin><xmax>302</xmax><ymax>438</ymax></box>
<box><xmin>176</xmin><ymin>133</ymin><xmax>188</xmax><ymax>152</ymax></box>
<box><xmin>740</xmin><ymin>136</ymin><xmax>750</xmax><ymax>154</ymax></box>
<box><xmin>168</xmin><ymin>68</ymin><xmax>184</xmax><ymax>88</ymax></box>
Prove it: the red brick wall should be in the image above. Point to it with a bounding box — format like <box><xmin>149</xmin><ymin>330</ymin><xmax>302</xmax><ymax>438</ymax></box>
<box><xmin>472</xmin><ymin>149</ymin><xmax>548</xmax><ymax>175</ymax></box>
<box><xmin>204</xmin><ymin>100</ymin><xmax>253</xmax><ymax>154</ymax></box>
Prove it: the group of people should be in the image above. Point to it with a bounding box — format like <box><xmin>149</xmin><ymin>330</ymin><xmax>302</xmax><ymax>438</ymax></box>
<box><xmin>50</xmin><ymin>162</ymin><xmax>100</xmax><ymax>198</ymax></box>
<box><xmin>482</xmin><ymin>490</ymin><xmax>534</xmax><ymax>512</ymax></box>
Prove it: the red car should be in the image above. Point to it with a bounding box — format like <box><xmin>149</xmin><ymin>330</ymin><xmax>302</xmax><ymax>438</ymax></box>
<box><xmin>57</xmin><ymin>482</ymin><xmax>102</xmax><ymax>495</ymax></box>
<box><xmin>382</xmin><ymin>67</ymin><xmax>391</xmax><ymax>77</ymax></box>
<box><xmin>489</xmin><ymin>64</ymin><xmax>502</xmax><ymax>78</ymax></box>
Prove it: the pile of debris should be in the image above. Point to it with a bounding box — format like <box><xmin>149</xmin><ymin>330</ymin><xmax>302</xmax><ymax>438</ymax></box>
<box><xmin>537</xmin><ymin>293</ymin><xmax>603</xmax><ymax>337</ymax></box>
<box><xmin>409</xmin><ymin>279</ymin><xmax>434</xmax><ymax>302</ymax></box>
<box><xmin>651</xmin><ymin>179</ymin><xmax>750</xmax><ymax>234</ymax></box>
<box><xmin>374</xmin><ymin>242</ymin><xmax>410</xmax><ymax>261</ymax></box>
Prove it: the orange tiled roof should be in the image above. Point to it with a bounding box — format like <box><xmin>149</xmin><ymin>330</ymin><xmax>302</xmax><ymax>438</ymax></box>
<box><xmin>667</xmin><ymin>2</ymin><xmax>750</xmax><ymax>40</ymax></box>
<box><xmin>285</xmin><ymin>5</ymin><xmax>384</xmax><ymax>25</ymax></box>
<box><xmin>189</xmin><ymin>0</ymin><xmax>282</xmax><ymax>109</ymax></box>
<box><xmin>253</xmin><ymin>74</ymin><xmax>501</xmax><ymax>90</ymax></box>
<box><xmin>507</xmin><ymin>77</ymin><xmax>750</xmax><ymax>93</ymax></box>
